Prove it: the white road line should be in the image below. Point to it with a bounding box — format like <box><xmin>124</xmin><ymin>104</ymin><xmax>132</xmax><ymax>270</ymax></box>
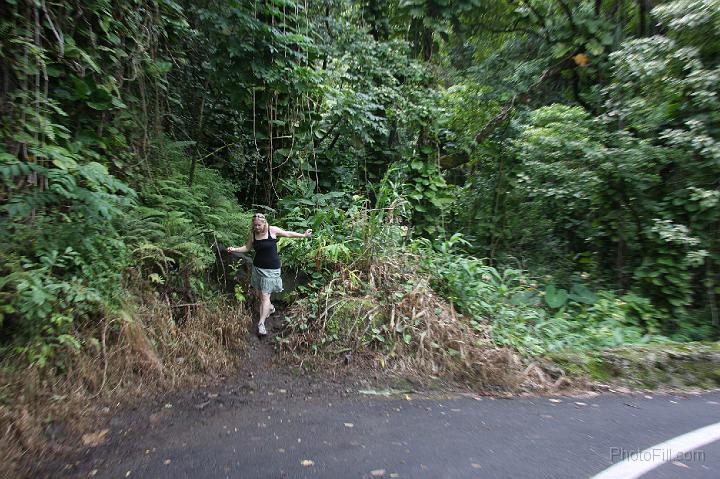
<box><xmin>591</xmin><ymin>421</ymin><xmax>720</xmax><ymax>479</ymax></box>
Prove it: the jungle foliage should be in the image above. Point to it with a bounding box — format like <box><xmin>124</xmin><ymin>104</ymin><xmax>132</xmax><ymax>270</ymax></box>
<box><xmin>1</xmin><ymin>0</ymin><xmax>719</xmax><ymax>369</ymax></box>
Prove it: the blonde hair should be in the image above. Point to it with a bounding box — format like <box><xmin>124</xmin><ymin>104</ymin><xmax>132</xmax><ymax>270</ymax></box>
<box><xmin>250</xmin><ymin>213</ymin><xmax>267</xmax><ymax>232</ymax></box>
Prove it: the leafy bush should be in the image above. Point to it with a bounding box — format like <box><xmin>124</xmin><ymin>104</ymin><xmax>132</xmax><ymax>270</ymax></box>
<box><xmin>0</xmin><ymin>137</ymin><xmax>252</xmax><ymax>366</ymax></box>
<box><xmin>0</xmin><ymin>220</ymin><xmax>128</xmax><ymax>366</ymax></box>
<box><xmin>0</xmin><ymin>154</ymin><xmax>132</xmax><ymax>362</ymax></box>
<box><xmin>121</xmin><ymin>138</ymin><xmax>252</xmax><ymax>301</ymax></box>
<box><xmin>277</xmin><ymin>171</ymin><xmax>410</xmax><ymax>277</ymax></box>
<box><xmin>411</xmin><ymin>235</ymin><xmax>671</xmax><ymax>356</ymax></box>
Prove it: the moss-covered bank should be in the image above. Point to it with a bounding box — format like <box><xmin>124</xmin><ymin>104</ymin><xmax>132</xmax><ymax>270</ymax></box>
<box><xmin>547</xmin><ymin>342</ymin><xmax>720</xmax><ymax>389</ymax></box>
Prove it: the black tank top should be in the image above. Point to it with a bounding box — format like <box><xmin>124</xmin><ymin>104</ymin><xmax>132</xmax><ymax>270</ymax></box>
<box><xmin>253</xmin><ymin>229</ymin><xmax>281</xmax><ymax>269</ymax></box>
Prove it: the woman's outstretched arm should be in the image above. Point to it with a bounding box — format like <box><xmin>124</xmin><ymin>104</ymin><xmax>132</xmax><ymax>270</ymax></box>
<box><xmin>271</xmin><ymin>226</ymin><xmax>312</xmax><ymax>238</ymax></box>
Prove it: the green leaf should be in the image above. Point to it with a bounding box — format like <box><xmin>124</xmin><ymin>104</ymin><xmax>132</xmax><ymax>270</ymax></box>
<box><xmin>87</xmin><ymin>101</ymin><xmax>112</xmax><ymax>110</ymax></box>
<box><xmin>587</xmin><ymin>39</ymin><xmax>603</xmax><ymax>56</ymax></box>
<box><xmin>72</xmin><ymin>77</ymin><xmax>91</xmax><ymax>99</ymax></box>
<box><xmin>568</xmin><ymin>284</ymin><xmax>598</xmax><ymax>304</ymax></box>
<box><xmin>544</xmin><ymin>285</ymin><xmax>568</xmax><ymax>309</ymax></box>
<box><xmin>57</xmin><ymin>334</ymin><xmax>82</xmax><ymax>351</ymax></box>
<box><xmin>31</xmin><ymin>145</ymin><xmax>78</xmax><ymax>170</ymax></box>
<box><xmin>111</xmin><ymin>97</ymin><xmax>128</xmax><ymax>109</ymax></box>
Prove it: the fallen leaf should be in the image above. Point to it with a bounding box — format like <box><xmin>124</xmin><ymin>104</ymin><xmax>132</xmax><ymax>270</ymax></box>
<box><xmin>574</xmin><ymin>402</ymin><xmax>587</xmax><ymax>406</ymax></box>
<box><xmin>370</xmin><ymin>469</ymin><xmax>386</xmax><ymax>477</ymax></box>
<box><xmin>344</xmin><ymin>423</ymin><xmax>354</xmax><ymax>428</ymax></box>
<box><xmin>125</xmin><ymin>472</ymin><xmax>132</xmax><ymax>477</ymax></box>
<box><xmin>549</xmin><ymin>398</ymin><xmax>562</xmax><ymax>403</ymax></box>
<box><xmin>471</xmin><ymin>463</ymin><xmax>482</xmax><ymax>469</ymax></box>
<box><xmin>82</xmin><ymin>429</ymin><xmax>109</xmax><ymax>447</ymax></box>
<box><xmin>163</xmin><ymin>459</ymin><xmax>171</xmax><ymax>465</ymax></box>
<box><xmin>149</xmin><ymin>410</ymin><xmax>171</xmax><ymax>425</ymax></box>
<box><xmin>300</xmin><ymin>459</ymin><xmax>314</xmax><ymax>467</ymax></box>
<box><xmin>88</xmin><ymin>470</ymin><xmax>97</xmax><ymax>477</ymax></box>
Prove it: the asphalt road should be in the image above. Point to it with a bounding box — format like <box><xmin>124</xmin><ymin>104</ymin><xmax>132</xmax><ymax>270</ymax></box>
<box><xmin>50</xmin><ymin>389</ymin><xmax>720</xmax><ymax>479</ymax></box>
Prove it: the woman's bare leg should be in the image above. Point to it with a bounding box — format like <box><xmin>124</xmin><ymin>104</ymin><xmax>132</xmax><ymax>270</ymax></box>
<box><xmin>259</xmin><ymin>292</ymin><xmax>271</xmax><ymax>328</ymax></box>
<box><xmin>252</xmin><ymin>289</ymin><xmax>273</xmax><ymax>315</ymax></box>
<box><xmin>253</xmin><ymin>289</ymin><xmax>261</xmax><ymax>315</ymax></box>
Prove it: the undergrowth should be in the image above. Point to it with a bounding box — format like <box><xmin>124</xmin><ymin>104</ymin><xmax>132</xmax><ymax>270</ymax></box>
<box><xmin>274</xmin><ymin>199</ymin><xmax>543</xmax><ymax>391</ymax></box>
<box><xmin>273</xmin><ymin>200</ymin><xmax>703</xmax><ymax>393</ymax></box>
<box><xmin>1</xmin><ymin>138</ymin><xmax>251</xmax><ymax>367</ymax></box>
<box><xmin>277</xmin><ymin>255</ymin><xmax>527</xmax><ymax>391</ymax></box>
<box><xmin>0</xmin><ymin>140</ymin><xmax>255</xmax><ymax>477</ymax></box>
<box><xmin>413</xmin><ymin>235</ymin><xmax>672</xmax><ymax>357</ymax></box>
<box><xmin>0</xmin><ymin>298</ymin><xmax>250</xmax><ymax>477</ymax></box>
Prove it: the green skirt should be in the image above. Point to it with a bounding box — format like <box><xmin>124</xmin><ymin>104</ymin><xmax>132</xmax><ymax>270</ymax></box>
<box><xmin>251</xmin><ymin>266</ymin><xmax>284</xmax><ymax>294</ymax></box>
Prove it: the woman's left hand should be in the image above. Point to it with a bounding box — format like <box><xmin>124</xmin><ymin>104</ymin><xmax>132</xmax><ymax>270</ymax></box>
<box><xmin>304</xmin><ymin>229</ymin><xmax>313</xmax><ymax>237</ymax></box>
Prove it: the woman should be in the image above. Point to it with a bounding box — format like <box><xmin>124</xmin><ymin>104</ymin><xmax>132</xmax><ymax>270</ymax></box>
<box><xmin>227</xmin><ymin>213</ymin><xmax>312</xmax><ymax>335</ymax></box>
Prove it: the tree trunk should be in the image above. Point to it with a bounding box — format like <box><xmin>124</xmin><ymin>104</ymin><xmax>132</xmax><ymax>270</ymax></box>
<box><xmin>188</xmin><ymin>77</ymin><xmax>209</xmax><ymax>187</ymax></box>
<box><xmin>638</xmin><ymin>0</ymin><xmax>648</xmax><ymax>37</ymax></box>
